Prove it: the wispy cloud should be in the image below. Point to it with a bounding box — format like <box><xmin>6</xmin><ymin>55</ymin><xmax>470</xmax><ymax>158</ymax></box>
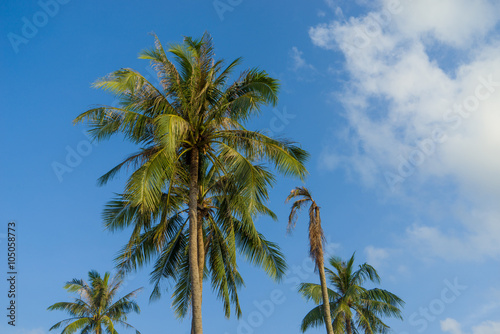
<box><xmin>441</xmin><ymin>318</ymin><xmax>500</xmax><ymax>334</ymax></box>
<box><xmin>289</xmin><ymin>46</ymin><xmax>315</xmax><ymax>72</ymax></box>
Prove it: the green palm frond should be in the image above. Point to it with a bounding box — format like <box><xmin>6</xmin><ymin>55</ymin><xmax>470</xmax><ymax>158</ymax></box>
<box><xmin>170</xmin><ymin>252</ymin><xmax>191</xmax><ymax>318</ymax></box>
<box><xmin>298</xmin><ymin>283</ymin><xmax>339</xmax><ymax>304</ymax></box>
<box><xmin>300</xmin><ymin>304</ymin><xmax>326</xmax><ymax>332</ymax></box>
<box><xmin>149</xmin><ymin>219</ymin><xmax>188</xmax><ymax>301</ymax></box>
<box><xmin>59</xmin><ymin>318</ymin><xmax>91</xmax><ymax>334</ymax></box>
<box><xmin>47</xmin><ymin>302</ymin><xmax>90</xmax><ymax>317</ymax></box>
<box><xmin>48</xmin><ymin>318</ymin><xmax>82</xmax><ymax>332</ymax></box>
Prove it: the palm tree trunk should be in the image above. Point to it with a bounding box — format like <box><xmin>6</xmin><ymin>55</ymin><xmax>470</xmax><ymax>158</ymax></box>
<box><xmin>197</xmin><ymin>211</ymin><xmax>205</xmax><ymax>293</ymax></box>
<box><xmin>346</xmin><ymin>317</ymin><xmax>353</xmax><ymax>334</ymax></box>
<box><xmin>317</xmin><ymin>252</ymin><xmax>334</xmax><ymax>334</ymax></box>
<box><xmin>188</xmin><ymin>147</ymin><xmax>203</xmax><ymax>334</ymax></box>
<box><xmin>191</xmin><ymin>211</ymin><xmax>205</xmax><ymax>334</ymax></box>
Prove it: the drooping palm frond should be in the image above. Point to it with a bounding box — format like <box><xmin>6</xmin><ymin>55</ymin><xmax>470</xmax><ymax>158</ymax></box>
<box><xmin>300</xmin><ymin>304</ymin><xmax>326</xmax><ymax>332</ymax></box>
<box><xmin>285</xmin><ymin>187</ymin><xmax>325</xmax><ymax>264</ymax></box>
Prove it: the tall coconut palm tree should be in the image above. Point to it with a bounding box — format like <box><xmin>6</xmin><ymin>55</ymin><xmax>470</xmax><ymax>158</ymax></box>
<box><xmin>47</xmin><ymin>270</ymin><xmax>142</xmax><ymax>334</ymax></box>
<box><xmin>286</xmin><ymin>186</ymin><xmax>334</xmax><ymax>334</ymax></box>
<box><xmin>298</xmin><ymin>254</ymin><xmax>404</xmax><ymax>333</ymax></box>
<box><xmin>74</xmin><ymin>32</ymin><xmax>308</xmax><ymax>334</ymax></box>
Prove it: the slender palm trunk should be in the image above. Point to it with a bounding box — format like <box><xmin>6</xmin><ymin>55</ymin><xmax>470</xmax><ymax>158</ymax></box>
<box><xmin>197</xmin><ymin>211</ymin><xmax>205</xmax><ymax>292</ymax></box>
<box><xmin>346</xmin><ymin>317</ymin><xmax>353</xmax><ymax>334</ymax></box>
<box><xmin>191</xmin><ymin>211</ymin><xmax>205</xmax><ymax>334</ymax></box>
<box><xmin>317</xmin><ymin>251</ymin><xmax>334</xmax><ymax>334</ymax></box>
<box><xmin>188</xmin><ymin>147</ymin><xmax>203</xmax><ymax>334</ymax></box>
<box><xmin>312</xmin><ymin>204</ymin><xmax>333</xmax><ymax>334</ymax></box>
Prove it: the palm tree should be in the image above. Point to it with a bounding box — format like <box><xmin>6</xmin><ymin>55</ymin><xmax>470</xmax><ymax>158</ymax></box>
<box><xmin>286</xmin><ymin>186</ymin><xmax>334</xmax><ymax>334</ymax></box>
<box><xmin>106</xmin><ymin>159</ymin><xmax>286</xmax><ymax>319</ymax></box>
<box><xmin>299</xmin><ymin>254</ymin><xmax>404</xmax><ymax>333</ymax></box>
<box><xmin>74</xmin><ymin>32</ymin><xmax>308</xmax><ymax>334</ymax></box>
<box><xmin>47</xmin><ymin>270</ymin><xmax>142</xmax><ymax>334</ymax></box>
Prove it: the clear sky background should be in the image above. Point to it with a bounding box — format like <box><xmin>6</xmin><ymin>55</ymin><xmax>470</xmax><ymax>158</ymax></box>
<box><xmin>2</xmin><ymin>0</ymin><xmax>500</xmax><ymax>334</ymax></box>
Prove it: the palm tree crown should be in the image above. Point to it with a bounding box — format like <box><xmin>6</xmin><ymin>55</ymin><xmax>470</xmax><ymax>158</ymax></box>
<box><xmin>286</xmin><ymin>187</ymin><xmax>325</xmax><ymax>266</ymax></box>
<box><xmin>47</xmin><ymin>270</ymin><xmax>142</xmax><ymax>334</ymax></box>
<box><xmin>75</xmin><ymin>32</ymin><xmax>308</xmax><ymax>214</ymax></box>
<box><xmin>299</xmin><ymin>253</ymin><xmax>404</xmax><ymax>334</ymax></box>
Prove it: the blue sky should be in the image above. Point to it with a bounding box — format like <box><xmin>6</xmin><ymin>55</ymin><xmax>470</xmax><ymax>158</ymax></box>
<box><xmin>2</xmin><ymin>0</ymin><xmax>500</xmax><ymax>334</ymax></box>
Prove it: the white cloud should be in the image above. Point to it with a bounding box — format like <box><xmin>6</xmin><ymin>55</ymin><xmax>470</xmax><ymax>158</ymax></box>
<box><xmin>289</xmin><ymin>46</ymin><xmax>315</xmax><ymax>71</ymax></box>
<box><xmin>441</xmin><ymin>318</ymin><xmax>500</xmax><ymax>334</ymax></box>
<box><xmin>391</xmin><ymin>0</ymin><xmax>498</xmax><ymax>48</ymax></box>
<box><xmin>472</xmin><ymin>322</ymin><xmax>500</xmax><ymax>334</ymax></box>
<box><xmin>310</xmin><ymin>0</ymin><xmax>500</xmax><ymax>260</ymax></box>
<box><xmin>309</xmin><ymin>22</ymin><xmax>339</xmax><ymax>50</ymax></box>
<box><xmin>441</xmin><ymin>318</ymin><xmax>463</xmax><ymax>334</ymax></box>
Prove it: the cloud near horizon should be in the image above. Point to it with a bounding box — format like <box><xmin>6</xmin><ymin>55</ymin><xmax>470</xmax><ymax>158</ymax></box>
<box><xmin>441</xmin><ymin>318</ymin><xmax>500</xmax><ymax>334</ymax></box>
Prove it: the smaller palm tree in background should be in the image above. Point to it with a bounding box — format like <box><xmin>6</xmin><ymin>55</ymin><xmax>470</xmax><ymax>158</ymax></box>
<box><xmin>299</xmin><ymin>253</ymin><xmax>404</xmax><ymax>334</ymax></box>
<box><xmin>47</xmin><ymin>270</ymin><xmax>142</xmax><ymax>334</ymax></box>
<box><xmin>286</xmin><ymin>186</ymin><xmax>334</xmax><ymax>334</ymax></box>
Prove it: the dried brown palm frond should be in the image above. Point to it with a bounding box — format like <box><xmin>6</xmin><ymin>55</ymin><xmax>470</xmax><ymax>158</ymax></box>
<box><xmin>285</xmin><ymin>186</ymin><xmax>325</xmax><ymax>266</ymax></box>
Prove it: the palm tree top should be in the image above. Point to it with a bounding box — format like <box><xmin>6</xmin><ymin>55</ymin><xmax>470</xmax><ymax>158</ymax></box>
<box><xmin>285</xmin><ymin>186</ymin><xmax>316</xmax><ymax>232</ymax></box>
<box><xmin>74</xmin><ymin>32</ymin><xmax>309</xmax><ymax>213</ymax></box>
<box><xmin>285</xmin><ymin>186</ymin><xmax>325</xmax><ymax>263</ymax></box>
<box><xmin>299</xmin><ymin>253</ymin><xmax>405</xmax><ymax>333</ymax></box>
<box><xmin>48</xmin><ymin>270</ymin><xmax>143</xmax><ymax>334</ymax></box>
